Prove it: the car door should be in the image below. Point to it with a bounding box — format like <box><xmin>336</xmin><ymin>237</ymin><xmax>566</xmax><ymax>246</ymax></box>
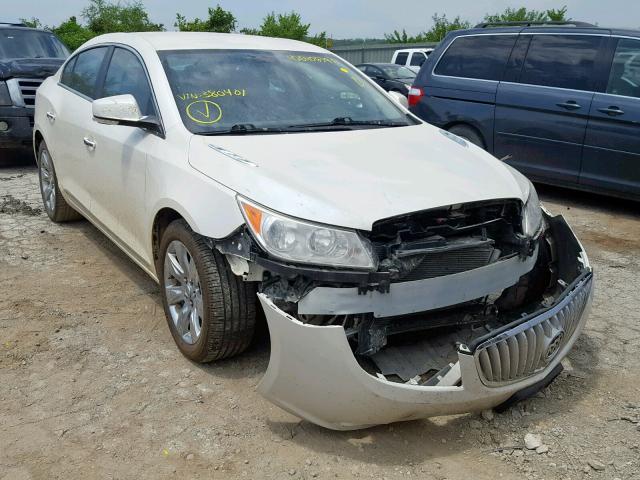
<box><xmin>50</xmin><ymin>46</ymin><xmax>110</xmax><ymax>211</ymax></box>
<box><xmin>581</xmin><ymin>37</ymin><xmax>640</xmax><ymax>197</ymax></box>
<box><xmin>494</xmin><ymin>33</ymin><xmax>607</xmax><ymax>184</ymax></box>
<box><xmin>88</xmin><ymin>46</ymin><xmax>164</xmax><ymax>260</ymax></box>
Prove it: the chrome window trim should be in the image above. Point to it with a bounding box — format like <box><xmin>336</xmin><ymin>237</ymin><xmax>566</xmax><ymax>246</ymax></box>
<box><xmin>498</xmin><ymin>80</ymin><xmax>598</xmax><ymax>95</ymax></box>
<box><xmin>595</xmin><ymin>91</ymin><xmax>640</xmax><ymax>102</ymax></box>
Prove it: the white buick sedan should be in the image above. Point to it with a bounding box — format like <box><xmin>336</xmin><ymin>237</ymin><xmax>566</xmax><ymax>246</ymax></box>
<box><xmin>34</xmin><ymin>32</ymin><xmax>593</xmax><ymax>430</ymax></box>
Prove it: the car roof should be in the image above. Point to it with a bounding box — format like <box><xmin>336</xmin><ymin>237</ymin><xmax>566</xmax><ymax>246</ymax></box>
<box><xmin>394</xmin><ymin>48</ymin><xmax>432</xmax><ymax>52</ymax></box>
<box><xmin>84</xmin><ymin>32</ymin><xmax>327</xmax><ymax>53</ymax></box>
<box><xmin>0</xmin><ymin>24</ymin><xmax>49</xmax><ymax>32</ymax></box>
<box><xmin>359</xmin><ymin>63</ymin><xmax>404</xmax><ymax>67</ymax></box>
<box><xmin>449</xmin><ymin>25</ymin><xmax>640</xmax><ymax>38</ymax></box>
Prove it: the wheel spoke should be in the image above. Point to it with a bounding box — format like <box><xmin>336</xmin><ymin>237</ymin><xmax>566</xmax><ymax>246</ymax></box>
<box><xmin>166</xmin><ymin>253</ymin><xmax>185</xmax><ymax>281</ymax></box>
<box><xmin>174</xmin><ymin>242</ymin><xmax>190</xmax><ymax>275</ymax></box>
<box><xmin>194</xmin><ymin>292</ymin><xmax>204</xmax><ymax>319</ymax></box>
<box><xmin>176</xmin><ymin>304</ymin><xmax>190</xmax><ymax>335</ymax></box>
<box><xmin>189</xmin><ymin>307</ymin><xmax>201</xmax><ymax>341</ymax></box>
<box><xmin>187</xmin><ymin>257</ymin><xmax>198</xmax><ymax>283</ymax></box>
<box><xmin>165</xmin><ymin>285</ymin><xmax>185</xmax><ymax>305</ymax></box>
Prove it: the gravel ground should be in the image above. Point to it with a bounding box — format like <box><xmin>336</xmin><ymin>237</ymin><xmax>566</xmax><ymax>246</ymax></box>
<box><xmin>1</xmin><ymin>155</ymin><xmax>639</xmax><ymax>480</ymax></box>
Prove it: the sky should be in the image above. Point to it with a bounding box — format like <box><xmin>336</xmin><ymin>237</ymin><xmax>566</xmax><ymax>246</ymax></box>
<box><xmin>5</xmin><ymin>0</ymin><xmax>640</xmax><ymax>38</ymax></box>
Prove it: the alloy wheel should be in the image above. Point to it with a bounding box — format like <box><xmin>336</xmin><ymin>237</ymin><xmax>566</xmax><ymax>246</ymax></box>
<box><xmin>39</xmin><ymin>149</ymin><xmax>56</xmax><ymax>215</ymax></box>
<box><xmin>163</xmin><ymin>240</ymin><xmax>204</xmax><ymax>344</ymax></box>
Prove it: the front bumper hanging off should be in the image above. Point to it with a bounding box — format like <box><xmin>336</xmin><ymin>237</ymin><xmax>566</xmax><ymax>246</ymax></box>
<box><xmin>256</xmin><ymin>214</ymin><xmax>593</xmax><ymax>430</ymax></box>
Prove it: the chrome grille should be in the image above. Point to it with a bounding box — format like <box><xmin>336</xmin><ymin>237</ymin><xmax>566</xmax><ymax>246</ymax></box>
<box><xmin>16</xmin><ymin>78</ymin><xmax>43</xmax><ymax>107</ymax></box>
<box><xmin>475</xmin><ymin>275</ymin><xmax>592</xmax><ymax>386</ymax></box>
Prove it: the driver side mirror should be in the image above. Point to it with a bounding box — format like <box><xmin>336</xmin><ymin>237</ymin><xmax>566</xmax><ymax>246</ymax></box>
<box><xmin>92</xmin><ymin>94</ymin><xmax>161</xmax><ymax>134</ymax></box>
<box><xmin>387</xmin><ymin>90</ymin><xmax>409</xmax><ymax>109</ymax></box>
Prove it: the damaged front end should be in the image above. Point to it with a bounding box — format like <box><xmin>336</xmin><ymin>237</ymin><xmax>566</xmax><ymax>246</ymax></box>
<box><xmin>216</xmin><ymin>200</ymin><xmax>593</xmax><ymax>430</ymax></box>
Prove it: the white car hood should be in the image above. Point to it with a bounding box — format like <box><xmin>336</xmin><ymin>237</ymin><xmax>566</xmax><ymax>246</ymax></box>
<box><xmin>188</xmin><ymin>124</ymin><xmax>526</xmax><ymax>231</ymax></box>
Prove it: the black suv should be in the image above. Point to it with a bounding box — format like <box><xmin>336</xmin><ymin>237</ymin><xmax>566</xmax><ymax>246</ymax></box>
<box><xmin>410</xmin><ymin>21</ymin><xmax>640</xmax><ymax>200</ymax></box>
<box><xmin>0</xmin><ymin>22</ymin><xmax>68</xmax><ymax>152</ymax></box>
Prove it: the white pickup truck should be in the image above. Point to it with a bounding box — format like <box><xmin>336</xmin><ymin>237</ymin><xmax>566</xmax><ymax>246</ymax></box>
<box><xmin>391</xmin><ymin>47</ymin><xmax>434</xmax><ymax>73</ymax></box>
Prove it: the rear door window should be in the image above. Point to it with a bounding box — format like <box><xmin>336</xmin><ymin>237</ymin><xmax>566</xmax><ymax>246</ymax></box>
<box><xmin>606</xmin><ymin>38</ymin><xmax>640</xmax><ymax>99</ymax></box>
<box><xmin>61</xmin><ymin>47</ymin><xmax>109</xmax><ymax>99</ymax></box>
<box><xmin>394</xmin><ymin>52</ymin><xmax>408</xmax><ymax>66</ymax></box>
<box><xmin>519</xmin><ymin>34</ymin><xmax>605</xmax><ymax>91</ymax></box>
<box><xmin>434</xmin><ymin>35</ymin><xmax>517</xmax><ymax>81</ymax></box>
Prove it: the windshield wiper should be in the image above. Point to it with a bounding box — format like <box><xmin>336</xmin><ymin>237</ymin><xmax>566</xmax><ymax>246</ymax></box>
<box><xmin>199</xmin><ymin>123</ymin><xmax>288</xmax><ymax>136</ymax></box>
<box><xmin>287</xmin><ymin>117</ymin><xmax>408</xmax><ymax>130</ymax></box>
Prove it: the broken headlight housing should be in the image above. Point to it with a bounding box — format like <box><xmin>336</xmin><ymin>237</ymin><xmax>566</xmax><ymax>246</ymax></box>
<box><xmin>522</xmin><ymin>180</ymin><xmax>543</xmax><ymax>237</ymax></box>
<box><xmin>238</xmin><ymin>197</ymin><xmax>377</xmax><ymax>269</ymax></box>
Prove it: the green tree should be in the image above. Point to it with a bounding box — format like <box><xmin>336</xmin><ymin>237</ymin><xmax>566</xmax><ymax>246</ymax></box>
<box><xmin>82</xmin><ymin>0</ymin><xmax>163</xmax><ymax>34</ymax></box>
<box><xmin>175</xmin><ymin>5</ymin><xmax>237</xmax><ymax>32</ymax></box>
<box><xmin>258</xmin><ymin>11</ymin><xmax>309</xmax><ymax>40</ymax></box>
<box><xmin>483</xmin><ymin>5</ymin><xmax>569</xmax><ymax>24</ymax></box>
<box><xmin>385</xmin><ymin>14</ymin><xmax>470</xmax><ymax>44</ymax></box>
<box><xmin>52</xmin><ymin>16</ymin><xmax>97</xmax><ymax>51</ymax></box>
<box><xmin>20</xmin><ymin>17</ymin><xmax>43</xmax><ymax>29</ymax></box>
<box><xmin>385</xmin><ymin>29</ymin><xmax>422</xmax><ymax>43</ymax></box>
<box><xmin>241</xmin><ymin>11</ymin><xmax>329</xmax><ymax>47</ymax></box>
<box><xmin>423</xmin><ymin>13</ymin><xmax>470</xmax><ymax>41</ymax></box>
<box><xmin>547</xmin><ymin>6</ymin><xmax>569</xmax><ymax>21</ymax></box>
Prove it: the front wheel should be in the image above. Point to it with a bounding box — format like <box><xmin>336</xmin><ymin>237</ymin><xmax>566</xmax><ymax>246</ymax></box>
<box><xmin>159</xmin><ymin>219</ymin><xmax>257</xmax><ymax>362</ymax></box>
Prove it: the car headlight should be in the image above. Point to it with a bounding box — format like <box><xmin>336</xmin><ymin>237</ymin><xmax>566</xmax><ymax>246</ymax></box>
<box><xmin>0</xmin><ymin>81</ymin><xmax>12</xmax><ymax>106</ymax></box>
<box><xmin>238</xmin><ymin>197</ymin><xmax>377</xmax><ymax>270</ymax></box>
<box><xmin>522</xmin><ymin>180</ymin><xmax>543</xmax><ymax>237</ymax></box>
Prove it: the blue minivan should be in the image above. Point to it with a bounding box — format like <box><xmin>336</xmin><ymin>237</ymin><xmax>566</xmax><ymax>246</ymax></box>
<box><xmin>409</xmin><ymin>22</ymin><xmax>640</xmax><ymax>200</ymax></box>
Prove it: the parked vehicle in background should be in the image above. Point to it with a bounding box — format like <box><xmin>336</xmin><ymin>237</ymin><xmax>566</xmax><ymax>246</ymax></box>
<box><xmin>34</xmin><ymin>32</ymin><xmax>592</xmax><ymax>430</ymax></box>
<box><xmin>0</xmin><ymin>22</ymin><xmax>68</xmax><ymax>152</ymax></box>
<box><xmin>391</xmin><ymin>47</ymin><xmax>433</xmax><ymax>73</ymax></box>
<box><xmin>409</xmin><ymin>21</ymin><xmax>640</xmax><ymax>200</ymax></box>
<box><xmin>356</xmin><ymin>63</ymin><xmax>416</xmax><ymax>95</ymax></box>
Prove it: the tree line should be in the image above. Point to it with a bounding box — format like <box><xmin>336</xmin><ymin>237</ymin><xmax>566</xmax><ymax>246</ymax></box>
<box><xmin>22</xmin><ymin>1</ymin><xmax>571</xmax><ymax>51</ymax></box>
<box><xmin>385</xmin><ymin>6</ymin><xmax>570</xmax><ymax>43</ymax></box>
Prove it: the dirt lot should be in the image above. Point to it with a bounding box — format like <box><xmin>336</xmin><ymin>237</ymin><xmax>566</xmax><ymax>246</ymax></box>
<box><xmin>1</xmin><ymin>155</ymin><xmax>639</xmax><ymax>480</ymax></box>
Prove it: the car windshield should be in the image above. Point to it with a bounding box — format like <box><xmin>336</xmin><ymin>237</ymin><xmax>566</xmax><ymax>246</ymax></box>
<box><xmin>159</xmin><ymin>49</ymin><xmax>414</xmax><ymax>135</ymax></box>
<box><xmin>0</xmin><ymin>29</ymin><xmax>68</xmax><ymax>61</ymax></box>
<box><xmin>380</xmin><ymin>65</ymin><xmax>416</xmax><ymax>79</ymax></box>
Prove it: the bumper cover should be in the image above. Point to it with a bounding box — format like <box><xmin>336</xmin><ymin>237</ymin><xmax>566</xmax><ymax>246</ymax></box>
<box><xmin>257</xmin><ymin>215</ymin><xmax>593</xmax><ymax>430</ymax></box>
<box><xmin>0</xmin><ymin>106</ymin><xmax>33</xmax><ymax>148</ymax></box>
<box><xmin>258</xmin><ymin>277</ymin><xmax>592</xmax><ymax>430</ymax></box>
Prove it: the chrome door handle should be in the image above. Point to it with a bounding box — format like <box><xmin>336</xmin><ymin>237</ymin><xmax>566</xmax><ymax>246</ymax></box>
<box><xmin>83</xmin><ymin>137</ymin><xmax>96</xmax><ymax>150</ymax></box>
<box><xmin>46</xmin><ymin>111</ymin><xmax>56</xmax><ymax>121</ymax></box>
<box><xmin>597</xmin><ymin>106</ymin><xmax>624</xmax><ymax>116</ymax></box>
<box><xmin>556</xmin><ymin>101</ymin><xmax>581</xmax><ymax>110</ymax></box>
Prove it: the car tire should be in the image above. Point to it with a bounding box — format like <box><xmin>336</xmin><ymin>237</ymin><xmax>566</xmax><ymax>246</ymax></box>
<box><xmin>37</xmin><ymin>141</ymin><xmax>83</xmax><ymax>222</ymax></box>
<box><xmin>447</xmin><ymin>125</ymin><xmax>485</xmax><ymax>149</ymax></box>
<box><xmin>159</xmin><ymin>219</ymin><xmax>257</xmax><ymax>363</ymax></box>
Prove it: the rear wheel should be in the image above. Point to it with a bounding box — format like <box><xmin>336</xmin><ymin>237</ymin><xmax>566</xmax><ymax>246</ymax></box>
<box><xmin>37</xmin><ymin>141</ymin><xmax>82</xmax><ymax>222</ymax></box>
<box><xmin>447</xmin><ymin>125</ymin><xmax>485</xmax><ymax>149</ymax></box>
<box><xmin>159</xmin><ymin>219</ymin><xmax>257</xmax><ymax>362</ymax></box>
